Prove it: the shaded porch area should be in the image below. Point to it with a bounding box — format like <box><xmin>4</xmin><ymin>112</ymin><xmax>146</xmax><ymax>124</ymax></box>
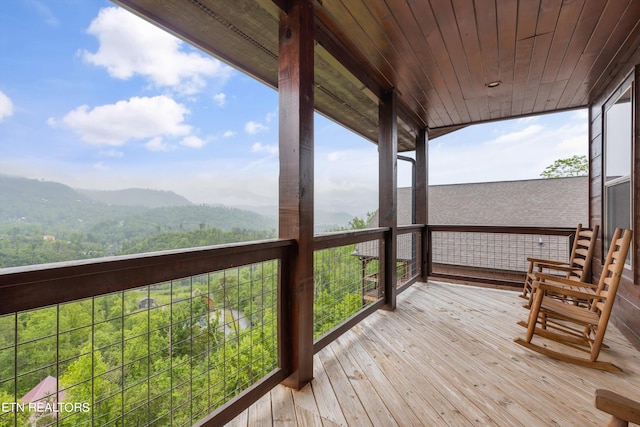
<box><xmin>229</xmin><ymin>282</ymin><xmax>640</xmax><ymax>426</ymax></box>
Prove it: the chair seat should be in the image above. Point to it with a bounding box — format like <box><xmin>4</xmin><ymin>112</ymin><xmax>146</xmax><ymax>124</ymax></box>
<box><xmin>541</xmin><ymin>297</ymin><xmax>599</xmax><ymax>325</ymax></box>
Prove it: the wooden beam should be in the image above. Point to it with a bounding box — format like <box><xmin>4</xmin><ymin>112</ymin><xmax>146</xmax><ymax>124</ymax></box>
<box><xmin>634</xmin><ymin>64</ymin><xmax>640</xmax><ymax>285</ymax></box>
<box><xmin>278</xmin><ymin>0</ymin><xmax>315</xmax><ymax>390</ymax></box>
<box><xmin>415</xmin><ymin>128</ymin><xmax>429</xmax><ymax>281</ymax></box>
<box><xmin>314</xmin><ymin>19</ymin><xmax>425</xmax><ymax>134</ymax></box>
<box><xmin>378</xmin><ymin>89</ymin><xmax>398</xmax><ymax>310</ymax></box>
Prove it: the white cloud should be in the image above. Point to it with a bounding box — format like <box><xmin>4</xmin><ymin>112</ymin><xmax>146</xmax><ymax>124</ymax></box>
<box><xmin>251</xmin><ymin>142</ymin><xmax>278</xmax><ymax>155</ymax></box>
<box><xmin>516</xmin><ymin>115</ymin><xmax>539</xmax><ymax>123</ymax></box>
<box><xmin>180</xmin><ymin>135</ymin><xmax>206</xmax><ymax>148</ymax></box>
<box><xmin>213</xmin><ymin>93</ymin><xmax>226</xmax><ymax>106</ymax></box>
<box><xmin>0</xmin><ymin>91</ymin><xmax>14</xmax><ymax>122</ymax></box>
<box><xmin>145</xmin><ymin>137</ymin><xmax>173</xmax><ymax>152</ymax></box>
<box><xmin>572</xmin><ymin>109</ymin><xmax>589</xmax><ymax>120</ymax></box>
<box><xmin>55</xmin><ymin>95</ymin><xmax>191</xmax><ymax>146</ymax></box>
<box><xmin>99</xmin><ymin>149</ymin><xmax>123</xmax><ymax>158</ymax></box>
<box><xmin>245</xmin><ymin>120</ymin><xmax>268</xmax><ymax>135</ymax></box>
<box><xmin>27</xmin><ymin>0</ymin><xmax>59</xmax><ymax>26</ymax></box>
<box><xmin>315</xmin><ymin>147</ymin><xmax>380</xmax><ymax>214</ymax></box>
<box><xmin>223</xmin><ymin>130</ymin><xmax>236</xmax><ymax>138</ymax></box>
<box><xmin>93</xmin><ymin>162</ymin><xmax>108</xmax><ymax>171</ymax></box>
<box><xmin>81</xmin><ymin>7</ymin><xmax>232</xmax><ymax>94</ymax></box>
<box><xmin>492</xmin><ymin>124</ymin><xmax>543</xmax><ymax>144</ymax></box>
<box><xmin>429</xmin><ymin>110</ymin><xmax>588</xmax><ymax>185</ymax></box>
<box><xmin>265</xmin><ymin>110</ymin><xmax>277</xmax><ymax>123</ymax></box>
<box><xmin>327</xmin><ymin>151</ymin><xmax>347</xmax><ymax>162</ymax></box>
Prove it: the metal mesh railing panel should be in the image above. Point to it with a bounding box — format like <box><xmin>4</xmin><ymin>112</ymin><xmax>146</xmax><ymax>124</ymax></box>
<box><xmin>313</xmin><ymin>241</ymin><xmax>381</xmax><ymax>340</ymax></box>
<box><xmin>431</xmin><ymin>232</ymin><xmax>571</xmax><ymax>273</ymax></box>
<box><xmin>0</xmin><ymin>261</ymin><xmax>278</xmax><ymax>427</ymax></box>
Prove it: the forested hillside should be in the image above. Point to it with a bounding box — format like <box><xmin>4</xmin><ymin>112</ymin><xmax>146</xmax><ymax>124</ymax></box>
<box><xmin>0</xmin><ymin>176</ymin><xmax>370</xmax><ymax>425</ymax></box>
<box><xmin>77</xmin><ymin>188</ymin><xmax>193</xmax><ymax>207</ymax></box>
<box><xmin>0</xmin><ymin>175</ymin><xmax>276</xmax><ymax>268</ymax></box>
<box><xmin>0</xmin><ymin>175</ymin><xmax>141</xmax><ymax>230</ymax></box>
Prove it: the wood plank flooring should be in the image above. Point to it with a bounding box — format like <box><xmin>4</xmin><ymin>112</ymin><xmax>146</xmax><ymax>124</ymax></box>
<box><xmin>226</xmin><ymin>281</ymin><xmax>640</xmax><ymax>426</ymax></box>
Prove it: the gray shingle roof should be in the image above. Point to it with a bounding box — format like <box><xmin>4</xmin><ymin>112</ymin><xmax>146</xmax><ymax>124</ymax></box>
<box><xmin>357</xmin><ymin>177</ymin><xmax>588</xmax><ymax>266</ymax></box>
<box><xmin>377</xmin><ymin>176</ymin><xmax>588</xmax><ymax>227</ymax></box>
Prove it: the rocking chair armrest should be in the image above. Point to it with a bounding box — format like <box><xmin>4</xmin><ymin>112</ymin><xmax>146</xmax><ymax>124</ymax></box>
<box><xmin>533</xmin><ymin>273</ymin><xmax>601</xmax><ymax>300</ymax></box>
<box><xmin>594</xmin><ymin>389</ymin><xmax>640</xmax><ymax>425</ymax></box>
<box><xmin>537</xmin><ymin>282</ymin><xmax>601</xmax><ymax>301</ymax></box>
<box><xmin>533</xmin><ymin>272</ymin><xmax>597</xmax><ymax>289</ymax></box>
<box><xmin>526</xmin><ymin>257</ymin><xmax>569</xmax><ymax>266</ymax></box>
<box><xmin>533</xmin><ymin>263</ymin><xmax>580</xmax><ymax>273</ymax></box>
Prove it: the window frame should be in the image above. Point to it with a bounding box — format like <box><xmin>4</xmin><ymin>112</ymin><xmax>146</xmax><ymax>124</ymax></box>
<box><xmin>602</xmin><ymin>75</ymin><xmax>634</xmax><ymax>270</ymax></box>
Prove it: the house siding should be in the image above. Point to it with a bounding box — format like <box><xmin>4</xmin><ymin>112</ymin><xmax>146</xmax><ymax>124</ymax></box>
<box><xmin>589</xmin><ymin>52</ymin><xmax>640</xmax><ymax>350</ymax></box>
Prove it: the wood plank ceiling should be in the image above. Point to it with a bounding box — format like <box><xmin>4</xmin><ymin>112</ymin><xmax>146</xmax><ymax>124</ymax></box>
<box><xmin>113</xmin><ymin>0</ymin><xmax>640</xmax><ymax>151</ymax></box>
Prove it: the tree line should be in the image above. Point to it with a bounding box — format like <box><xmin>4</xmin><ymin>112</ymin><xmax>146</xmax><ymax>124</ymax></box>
<box><xmin>0</xmin><ymin>221</ymin><xmax>374</xmax><ymax>426</ymax></box>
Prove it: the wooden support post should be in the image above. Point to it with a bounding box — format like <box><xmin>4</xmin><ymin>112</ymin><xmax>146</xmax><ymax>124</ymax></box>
<box><xmin>415</xmin><ymin>128</ymin><xmax>429</xmax><ymax>282</ymax></box>
<box><xmin>379</xmin><ymin>89</ymin><xmax>398</xmax><ymax>310</ymax></box>
<box><xmin>278</xmin><ymin>0</ymin><xmax>314</xmax><ymax>390</ymax></box>
<box><xmin>634</xmin><ymin>65</ymin><xmax>640</xmax><ymax>285</ymax></box>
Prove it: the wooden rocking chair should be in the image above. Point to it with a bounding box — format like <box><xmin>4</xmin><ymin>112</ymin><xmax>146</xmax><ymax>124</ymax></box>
<box><xmin>594</xmin><ymin>389</ymin><xmax>640</xmax><ymax>427</ymax></box>
<box><xmin>520</xmin><ymin>223</ymin><xmax>598</xmax><ymax>308</ymax></box>
<box><xmin>514</xmin><ymin>228</ymin><xmax>632</xmax><ymax>372</ymax></box>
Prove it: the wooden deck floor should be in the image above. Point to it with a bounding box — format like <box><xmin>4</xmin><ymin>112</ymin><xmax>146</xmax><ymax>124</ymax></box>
<box><xmin>226</xmin><ymin>281</ymin><xmax>640</xmax><ymax>426</ymax></box>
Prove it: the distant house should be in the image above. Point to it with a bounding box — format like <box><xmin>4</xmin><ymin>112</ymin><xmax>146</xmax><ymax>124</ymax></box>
<box><xmin>21</xmin><ymin>375</ymin><xmax>64</xmax><ymax>423</ymax></box>
<box><xmin>21</xmin><ymin>375</ymin><xmax>62</xmax><ymax>404</ymax></box>
<box><xmin>356</xmin><ymin>176</ymin><xmax>589</xmax><ymax>288</ymax></box>
<box><xmin>42</xmin><ymin>235</ymin><xmax>55</xmax><ymax>241</ymax></box>
<box><xmin>138</xmin><ymin>297</ymin><xmax>157</xmax><ymax>309</ymax></box>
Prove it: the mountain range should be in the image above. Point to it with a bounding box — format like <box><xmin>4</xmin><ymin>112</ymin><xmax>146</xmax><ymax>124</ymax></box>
<box><xmin>0</xmin><ymin>175</ymin><xmax>355</xmax><ymax>233</ymax></box>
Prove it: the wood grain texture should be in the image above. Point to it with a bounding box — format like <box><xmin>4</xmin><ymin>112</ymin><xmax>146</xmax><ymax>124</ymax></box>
<box><xmin>114</xmin><ymin>0</ymin><xmax>640</xmax><ymax>147</ymax></box>
<box><xmin>228</xmin><ymin>282</ymin><xmax>640</xmax><ymax>426</ymax></box>
<box><xmin>378</xmin><ymin>89</ymin><xmax>398</xmax><ymax>310</ymax></box>
<box><xmin>278</xmin><ymin>0</ymin><xmax>315</xmax><ymax>389</ymax></box>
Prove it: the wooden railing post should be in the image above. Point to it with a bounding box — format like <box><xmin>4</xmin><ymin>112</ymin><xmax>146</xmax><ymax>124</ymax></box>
<box><xmin>379</xmin><ymin>89</ymin><xmax>398</xmax><ymax>310</ymax></box>
<box><xmin>426</xmin><ymin>226</ymin><xmax>433</xmax><ymax>277</ymax></box>
<box><xmin>277</xmin><ymin>0</ymin><xmax>314</xmax><ymax>390</ymax></box>
<box><xmin>415</xmin><ymin>128</ymin><xmax>429</xmax><ymax>282</ymax></box>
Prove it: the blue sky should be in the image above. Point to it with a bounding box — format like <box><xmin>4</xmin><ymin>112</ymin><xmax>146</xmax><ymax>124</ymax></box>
<box><xmin>0</xmin><ymin>1</ymin><xmax>588</xmax><ymax>216</ymax></box>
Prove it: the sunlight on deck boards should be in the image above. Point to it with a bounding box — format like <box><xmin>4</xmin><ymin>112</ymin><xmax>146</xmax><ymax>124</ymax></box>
<box><xmin>226</xmin><ymin>281</ymin><xmax>640</xmax><ymax>426</ymax></box>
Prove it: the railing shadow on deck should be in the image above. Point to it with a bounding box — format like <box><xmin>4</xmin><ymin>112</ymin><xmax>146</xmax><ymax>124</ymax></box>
<box><xmin>0</xmin><ymin>224</ymin><xmax>573</xmax><ymax>426</ymax></box>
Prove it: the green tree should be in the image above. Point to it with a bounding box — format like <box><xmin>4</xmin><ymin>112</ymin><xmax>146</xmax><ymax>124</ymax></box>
<box><xmin>59</xmin><ymin>344</ymin><xmax>120</xmax><ymax>426</ymax></box>
<box><xmin>0</xmin><ymin>390</ymin><xmax>30</xmax><ymax>427</ymax></box>
<box><xmin>348</xmin><ymin>211</ymin><xmax>376</xmax><ymax>230</ymax></box>
<box><xmin>540</xmin><ymin>155</ymin><xmax>588</xmax><ymax>178</ymax></box>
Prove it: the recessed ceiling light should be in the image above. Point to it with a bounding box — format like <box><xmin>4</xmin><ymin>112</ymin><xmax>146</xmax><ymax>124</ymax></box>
<box><xmin>487</xmin><ymin>81</ymin><xmax>501</xmax><ymax>88</ymax></box>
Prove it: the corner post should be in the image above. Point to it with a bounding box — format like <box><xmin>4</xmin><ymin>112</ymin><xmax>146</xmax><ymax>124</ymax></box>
<box><xmin>379</xmin><ymin>89</ymin><xmax>398</xmax><ymax>310</ymax></box>
<box><xmin>415</xmin><ymin>128</ymin><xmax>429</xmax><ymax>281</ymax></box>
<box><xmin>278</xmin><ymin>0</ymin><xmax>314</xmax><ymax>390</ymax></box>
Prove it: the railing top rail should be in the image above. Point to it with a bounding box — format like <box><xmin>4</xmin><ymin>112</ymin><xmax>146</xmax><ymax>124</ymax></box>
<box><xmin>314</xmin><ymin>227</ymin><xmax>389</xmax><ymax>250</ymax></box>
<box><xmin>0</xmin><ymin>238</ymin><xmax>295</xmax><ymax>314</ymax></box>
<box><xmin>426</xmin><ymin>225</ymin><xmax>577</xmax><ymax>235</ymax></box>
<box><xmin>398</xmin><ymin>224</ymin><xmax>425</xmax><ymax>234</ymax></box>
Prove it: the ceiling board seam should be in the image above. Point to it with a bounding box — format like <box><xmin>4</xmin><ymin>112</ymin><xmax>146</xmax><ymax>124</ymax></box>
<box><xmin>188</xmin><ymin>0</ymin><xmax>277</xmax><ymax>60</ymax></box>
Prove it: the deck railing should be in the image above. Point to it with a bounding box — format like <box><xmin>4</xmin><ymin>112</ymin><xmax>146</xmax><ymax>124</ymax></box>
<box><xmin>0</xmin><ymin>224</ymin><xmax>571</xmax><ymax>425</ymax></box>
<box><xmin>312</xmin><ymin>228</ymin><xmax>387</xmax><ymax>354</ymax></box>
<box><xmin>0</xmin><ymin>227</ymin><xmax>406</xmax><ymax>426</ymax></box>
<box><xmin>0</xmin><ymin>240</ymin><xmax>293</xmax><ymax>427</ymax></box>
<box><xmin>426</xmin><ymin>225</ymin><xmax>576</xmax><ymax>288</ymax></box>
<box><xmin>396</xmin><ymin>225</ymin><xmax>423</xmax><ymax>292</ymax></box>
